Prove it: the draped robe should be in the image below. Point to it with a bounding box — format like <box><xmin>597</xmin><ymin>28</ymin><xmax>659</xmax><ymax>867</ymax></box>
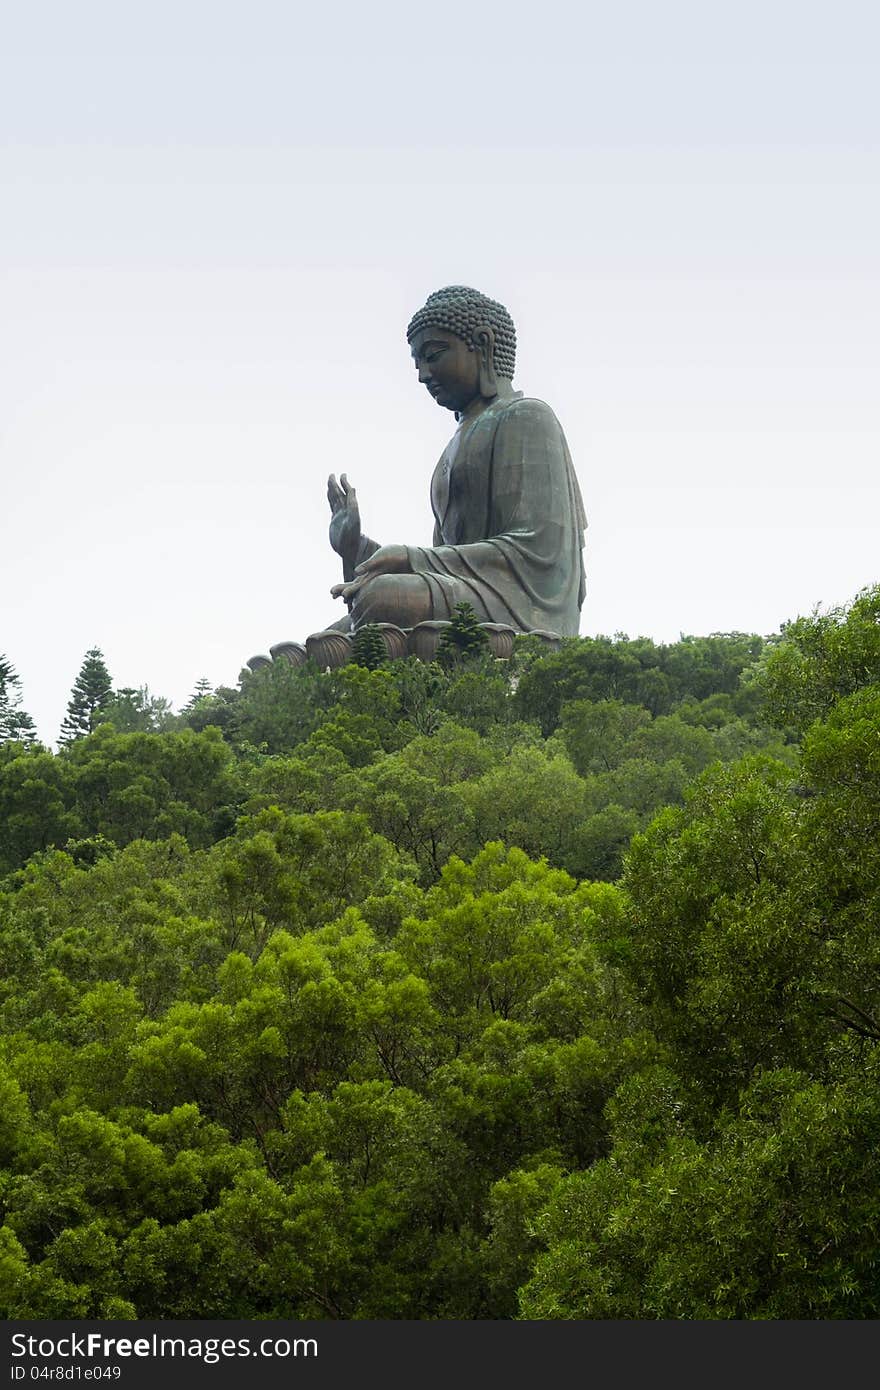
<box><xmin>348</xmin><ymin>390</ymin><xmax>587</xmax><ymax>636</ymax></box>
<box><xmin>408</xmin><ymin>391</ymin><xmax>586</xmax><ymax>635</ymax></box>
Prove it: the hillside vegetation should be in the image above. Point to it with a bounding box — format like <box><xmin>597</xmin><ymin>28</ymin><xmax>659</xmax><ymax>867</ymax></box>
<box><xmin>1</xmin><ymin>588</ymin><xmax>879</xmax><ymax>1318</ymax></box>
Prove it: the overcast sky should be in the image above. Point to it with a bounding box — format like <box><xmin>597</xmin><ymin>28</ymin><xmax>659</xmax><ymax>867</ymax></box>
<box><xmin>2</xmin><ymin>1</ymin><xmax>878</xmax><ymax>744</ymax></box>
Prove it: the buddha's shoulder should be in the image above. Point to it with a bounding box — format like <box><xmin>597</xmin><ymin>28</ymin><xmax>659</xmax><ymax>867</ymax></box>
<box><xmin>492</xmin><ymin>394</ymin><xmax>563</xmax><ymax>430</ymax></box>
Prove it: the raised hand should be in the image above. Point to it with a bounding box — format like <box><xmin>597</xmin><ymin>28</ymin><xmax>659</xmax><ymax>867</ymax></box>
<box><xmin>327</xmin><ymin>473</ymin><xmax>362</xmax><ymax>570</ymax></box>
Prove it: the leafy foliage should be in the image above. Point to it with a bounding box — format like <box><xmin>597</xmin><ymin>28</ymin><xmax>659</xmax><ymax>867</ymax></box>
<box><xmin>3</xmin><ymin>601</ymin><xmax>880</xmax><ymax>1318</ymax></box>
<box><xmin>756</xmin><ymin>584</ymin><xmax>880</xmax><ymax>735</ymax></box>
<box><xmin>97</xmin><ymin>686</ymin><xmax>176</xmax><ymax>734</ymax></box>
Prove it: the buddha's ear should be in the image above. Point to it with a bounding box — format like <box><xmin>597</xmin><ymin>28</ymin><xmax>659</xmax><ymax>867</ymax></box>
<box><xmin>474</xmin><ymin>326</ymin><xmax>498</xmax><ymax>399</ymax></box>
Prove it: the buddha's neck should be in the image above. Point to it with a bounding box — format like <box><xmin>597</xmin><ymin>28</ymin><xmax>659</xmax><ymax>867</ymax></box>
<box><xmin>456</xmin><ymin>380</ymin><xmax>516</xmax><ymax>425</ymax></box>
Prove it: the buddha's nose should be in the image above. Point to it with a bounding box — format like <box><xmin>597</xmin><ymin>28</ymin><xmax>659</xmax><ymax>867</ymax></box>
<box><xmin>418</xmin><ymin>362</ymin><xmax>432</xmax><ymax>384</ymax></box>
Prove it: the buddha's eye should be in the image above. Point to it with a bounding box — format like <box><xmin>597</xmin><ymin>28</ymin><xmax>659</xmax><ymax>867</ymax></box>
<box><xmin>425</xmin><ymin>349</ymin><xmax>447</xmax><ymax>363</ymax></box>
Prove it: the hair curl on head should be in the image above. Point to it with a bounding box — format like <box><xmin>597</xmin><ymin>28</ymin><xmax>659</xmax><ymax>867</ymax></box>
<box><xmin>406</xmin><ymin>285</ymin><xmax>517</xmax><ymax>380</ymax></box>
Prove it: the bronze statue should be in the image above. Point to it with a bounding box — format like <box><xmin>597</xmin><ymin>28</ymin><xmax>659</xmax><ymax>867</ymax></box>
<box><xmin>327</xmin><ymin>286</ymin><xmax>587</xmax><ymax>637</ymax></box>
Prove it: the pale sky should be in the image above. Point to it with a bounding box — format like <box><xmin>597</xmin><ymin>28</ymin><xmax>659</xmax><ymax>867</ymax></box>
<box><xmin>2</xmin><ymin>2</ymin><xmax>878</xmax><ymax>744</ymax></box>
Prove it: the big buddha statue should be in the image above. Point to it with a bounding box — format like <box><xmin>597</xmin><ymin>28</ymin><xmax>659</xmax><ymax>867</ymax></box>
<box><xmin>326</xmin><ymin>285</ymin><xmax>587</xmax><ymax>638</ymax></box>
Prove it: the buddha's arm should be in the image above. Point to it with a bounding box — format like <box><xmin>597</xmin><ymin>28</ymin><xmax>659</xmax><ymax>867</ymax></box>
<box><xmin>347</xmin><ymin>533</ymin><xmax>380</xmax><ymax>583</ymax></box>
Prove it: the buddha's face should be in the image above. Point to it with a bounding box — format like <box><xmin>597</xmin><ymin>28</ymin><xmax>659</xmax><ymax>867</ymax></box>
<box><xmin>409</xmin><ymin>326</ymin><xmax>481</xmax><ymax>413</ymax></box>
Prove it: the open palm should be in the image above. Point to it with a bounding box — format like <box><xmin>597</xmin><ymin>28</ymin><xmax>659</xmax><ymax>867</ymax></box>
<box><xmin>327</xmin><ymin>473</ymin><xmax>362</xmax><ymax>565</ymax></box>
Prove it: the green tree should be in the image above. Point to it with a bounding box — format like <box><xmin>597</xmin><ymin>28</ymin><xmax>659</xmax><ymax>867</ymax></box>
<box><xmin>561</xmin><ymin>699</ymin><xmax>651</xmax><ymax>775</ymax></box>
<box><xmin>351</xmin><ymin>625</ymin><xmax>387</xmax><ymax>671</ymax></box>
<box><xmin>232</xmin><ymin>662</ymin><xmax>335</xmax><ymax>753</ymax></box>
<box><xmin>185</xmin><ymin>677</ymin><xmax>214</xmax><ymax>708</ymax></box>
<box><xmin>514</xmin><ymin>633</ymin><xmax>769</xmax><ymax>736</ymax></box>
<box><xmin>461</xmin><ymin>742</ymin><xmax>588</xmax><ymax>875</ymax></box>
<box><xmin>440</xmin><ymin>663</ymin><xmax>513</xmax><ymax>736</ymax></box>
<box><xmin>338</xmin><ymin>755</ymin><xmax>473</xmax><ymax>884</ymax></box>
<box><xmin>178</xmin><ymin>684</ymin><xmax>240</xmax><ymax>736</ymax></box>
<box><xmin>391</xmin><ymin>658</ymin><xmax>447</xmax><ymax>737</ymax></box>
<box><xmin>569</xmin><ymin>804</ymin><xmax>640</xmax><ymax>881</ymax></box>
<box><xmin>0</xmin><ymin>655</ymin><xmax>37</xmax><ymax>746</ymax></box>
<box><xmin>59</xmin><ymin>725</ymin><xmax>242</xmax><ymax>851</ymax></box>
<box><xmin>437</xmin><ymin>602</ymin><xmax>490</xmax><ymax>669</ymax></box>
<box><xmin>756</xmin><ymin>584</ymin><xmax>880</xmax><ymax>735</ymax></box>
<box><xmin>513</xmin><ymin>636</ymin><xmax>662</xmax><ymax>734</ymax></box>
<box><xmin>0</xmin><ymin>744</ymin><xmax>79</xmax><ymax>872</ymax></box>
<box><xmin>59</xmin><ymin>649</ymin><xmax>114</xmax><ymax>745</ymax></box>
<box><xmin>521</xmin><ymin>1060</ymin><xmax>880</xmax><ymax>1319</ymax></box>
<box><xmin>97</xmin><ymin>686</ymin><xmax>175</xmax><ymax>734</ymax></box>
<box><xmin>213</xmin><ymin>807</ymin><xmax>412</xmax><ymax>946</ymax></box>
<box><xmin>612</xmin><ymin>756</ymin><xmax>805</xmax><ymax>1097</ymax></box>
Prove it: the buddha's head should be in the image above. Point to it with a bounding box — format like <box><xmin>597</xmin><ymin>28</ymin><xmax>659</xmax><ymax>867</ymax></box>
<box><xmin>406</xmin><ymin>285</ymin><xmax>517</xmax><ymax>414</ymax></box>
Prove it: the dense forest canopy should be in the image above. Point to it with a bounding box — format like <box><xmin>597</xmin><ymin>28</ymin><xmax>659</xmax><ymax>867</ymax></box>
<box><xmin>1</xmin><ymin>586</ymin><xmax>879</xmax><ymax>1318</ymax></box>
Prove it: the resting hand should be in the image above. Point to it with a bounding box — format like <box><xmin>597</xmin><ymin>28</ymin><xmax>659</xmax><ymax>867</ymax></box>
<box><xmin>330</xmin><ymin>543</ymin><xmax>411</xmax><ymax>603</ymax></box>
<box><xmin>353</xmin><ymin>544</ymin><xmax>410</xmax><ymax>578</ymax></box>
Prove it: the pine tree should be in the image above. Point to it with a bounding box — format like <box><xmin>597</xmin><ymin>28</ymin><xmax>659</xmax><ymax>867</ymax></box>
<box><xmin>351</xmin><ymin>625</ymin><xmax>387</xmax><ymax>671</ymax></box>
<box><xmin>0</xmin><ymin>654</ymin><xmax>38</xmax><ymax>745</ymax></box>
<box><xmin>437</xmin><ymin>602</ymin><xmax>490</xmax><ymax>670</ymax></box>
<box><xmin>184</xmin><ymin>677</ymin><xmax>214</xmax><ymax>709</ymax></box>
<box><xmin>59</xmin><ymin>648</ymin><xmax>113</xmax><ymax>745</ymax></box>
